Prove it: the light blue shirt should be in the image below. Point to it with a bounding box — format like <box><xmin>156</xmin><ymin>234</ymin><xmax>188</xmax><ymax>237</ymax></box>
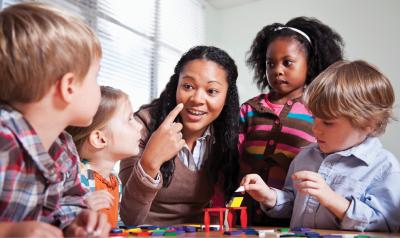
<box><xmin>264</xmin><ymin>137</ymin><xmax>400</xmax><ymax>232</ymax></box>
<box><xmin>178</xmin><ymin>126</ymin><xmax>212</xmax><ymax>171</ymax></box>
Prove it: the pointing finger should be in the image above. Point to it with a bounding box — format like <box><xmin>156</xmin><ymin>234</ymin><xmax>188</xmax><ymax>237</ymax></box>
<box><xmin>162</xmin><ymin>103</ymin><xmax>184</xmax><ymax>126</ymax></box>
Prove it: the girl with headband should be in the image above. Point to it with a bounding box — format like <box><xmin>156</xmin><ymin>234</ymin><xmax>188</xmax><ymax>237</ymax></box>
<box><xmin>240</xmin><ymin>16</ymin><xmax>344</xmax><ymax>226</ymax></box>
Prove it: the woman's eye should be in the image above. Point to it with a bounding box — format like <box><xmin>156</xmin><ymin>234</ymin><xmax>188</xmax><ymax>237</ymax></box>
<box><xmin>183</xmin><ymin>83</ymin><xmax>193</xmax><ymax>90</ymax></box>
<box><xmin>208</xmin><ymin>89</ymin><xmax>219</xmax><ymax>95</ymax></box>
<box><xmin>266</xmin><ymin>61</ymin><xmax>274</xmax><ymax>68</ymax></box>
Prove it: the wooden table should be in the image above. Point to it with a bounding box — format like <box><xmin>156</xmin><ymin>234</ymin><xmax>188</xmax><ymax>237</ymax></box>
<box><xmin>164</xmin><ymin>227</ymin><xmax>399</xmax><ymax>238</ymax></box>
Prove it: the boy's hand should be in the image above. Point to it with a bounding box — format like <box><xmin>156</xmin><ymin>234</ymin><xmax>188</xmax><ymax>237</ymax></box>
<box><xmin>292</xmin><ymin>170</ymin><xmax>350</xmax><ymax>219</ymax></box>
<box><xmin>0</xmin><ymin>221</ymin><xmax>63</xmax><ymax>238</ymax></box>
<box><xmin>292</xmin><ymin>170</ymin><xmax>334</xmax><ymax>206</ymax></box>
<box><xmin>85</xmin><ymin>190</ymin><xmax>114</xmax><ymax>211</ymax></box>
<box><xmin>240</xmin><ymin>174</ymin><xmax>277</xmax><ymax>208</ymax></box>
<box><xmin>140</xmin><ymin>103</ymin><xmax>185</xmax><ymax>177</ymax></box>
<box><xmin>64</xmin><ymin>209</ymin><xmax>110</xmax><ymax>237</ymax></box>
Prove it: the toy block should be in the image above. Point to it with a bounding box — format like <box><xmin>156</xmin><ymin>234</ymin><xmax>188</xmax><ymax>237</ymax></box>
<box><xmin>227</xmin><ymin>197</ymin><xmax>244</xmax><ymax>208</ymax></box>
<box><xmin>224</xmin><ymin>230</ymin><xmax>242</xmax><ymax>236</ymax></box>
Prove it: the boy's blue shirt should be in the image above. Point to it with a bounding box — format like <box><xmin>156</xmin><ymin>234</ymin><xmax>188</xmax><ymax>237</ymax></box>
<box><xmin>264</xmin><ymin>137</ymin><xmax>400</xmax><ymax>232</ymax></box>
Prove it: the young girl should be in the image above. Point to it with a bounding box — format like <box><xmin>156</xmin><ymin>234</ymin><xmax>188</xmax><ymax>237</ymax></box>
<box><xmin>241</xmin><ymin>60</ymin><xmax>400</xmax><ymax>232</ymax></box>
<box><xmin>241</xmin><ymin>16</ymin><xmax>344</xmax><ymax>225</ymax></box>
<box><xmin>67</xmin><ymin>86</ymin><xmax>141</xmax><ymax>228</ymax></box>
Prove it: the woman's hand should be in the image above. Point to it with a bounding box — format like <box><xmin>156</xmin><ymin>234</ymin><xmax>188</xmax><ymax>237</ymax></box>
<box><xmin>140</xmin><ymin>103</ymin><xmax>185</xmax><ymax>177</ymax></box>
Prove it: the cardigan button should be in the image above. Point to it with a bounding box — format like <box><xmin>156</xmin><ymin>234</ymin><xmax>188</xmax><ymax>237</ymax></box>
<box><xmin>268</xmin><ymin>140</ymin><xmax>275</xmax><ymax>146</ymax></box>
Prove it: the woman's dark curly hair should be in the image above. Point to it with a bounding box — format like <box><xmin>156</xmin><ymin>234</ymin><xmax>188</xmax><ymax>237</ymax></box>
<box><xmin>139</xmin><ymin>45</ymin><xmax>240</xmax><ymax>199</ymax></box>
<box><xmin>246</xmin><ymin>16</ymin><xmax>344</xmax><ymax>91</ymax></box>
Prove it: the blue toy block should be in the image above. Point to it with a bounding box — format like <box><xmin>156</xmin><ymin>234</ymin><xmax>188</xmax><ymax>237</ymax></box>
<box><xmin>110</xmin><ymin>228</ymin><xmax>123</xmax><ymax>233</ymax></box>
<box><xmin>223</xmin><ymin>230</ymin><xmax>243</xmax><ymax>236</ymax></box>
<box><xmin>183</xmin><ymin>226</ymin><xmax>197</xmax><ymax>232</ymax></box>
<box><xmin>292</xmin><ymin>227</ymin><xmax>311</xmax><ymax>232</ymax></box>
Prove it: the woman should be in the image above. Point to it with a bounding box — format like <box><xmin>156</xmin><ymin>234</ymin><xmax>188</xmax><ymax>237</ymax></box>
<box><xmin>119</xmin><ymin>46</ymin><xmax>240</xmax><ymax>225</ymax></box>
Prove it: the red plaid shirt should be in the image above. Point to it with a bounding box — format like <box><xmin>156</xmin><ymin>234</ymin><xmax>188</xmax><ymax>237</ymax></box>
<box><xmin>0</xmin><ymin>104</ymin><xmax>87</xmax><ymax>228</ymax></box>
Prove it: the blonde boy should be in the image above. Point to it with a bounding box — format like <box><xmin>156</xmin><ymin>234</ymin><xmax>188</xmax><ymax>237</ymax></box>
<box><xmin>241</xmin><ymin>60</ymin><xmax>400</xmax><ymax>232</ymax></box>
<box><xmin>0</xmin><ymin>2</ymin><xmax>110</xmax><ymax>237</ymax></box>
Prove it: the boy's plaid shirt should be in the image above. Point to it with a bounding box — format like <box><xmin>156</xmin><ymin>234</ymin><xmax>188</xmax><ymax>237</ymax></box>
<box><xmin>0</xmin><ymin>104</ymin><xmax>87</xmax><ymax>229</ymax></box>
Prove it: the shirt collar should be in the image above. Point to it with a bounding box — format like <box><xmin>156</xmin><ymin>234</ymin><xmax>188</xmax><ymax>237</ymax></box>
<box><xmin>246</xmin><ymin>93</ymin><xmax>302</xmax><ymax>113</ymax></box>
<box><xmin>182</xmin><ymin>125</ymin><xmax>213</xmax><ymax>151</ymax></box>
<box><xmin>311</xmin><ymin>137</ymin><xmax>381</xmax><ymax>166</ymax></box>
<box><xmin>199</xmin><ymin>125</ymin><xmax>212</xmax><ymax>140</ymax></box>
<box><xmin>334</xmin><ymin>137</ymin><xmax>381</xmax><ymax>165</ymax></box>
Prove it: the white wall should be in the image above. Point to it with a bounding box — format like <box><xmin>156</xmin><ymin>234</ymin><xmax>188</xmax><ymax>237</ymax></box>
<box><xmin>205</xmin><ymin>0</ymin><xmax>400</xmax><ymax>157</ymax></box>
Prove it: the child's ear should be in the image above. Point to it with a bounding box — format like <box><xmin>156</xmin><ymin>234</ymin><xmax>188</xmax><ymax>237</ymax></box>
<box><xmin>58</xmin><ymin>72</ymin><xmax>79</xmax><ymax>103</ymax></box>
<box><xmin>88</xmin><ymin>129</ymin><xmax>107</xmax><ymax>149</ymax></box>
<box><xmin>364</xmin><ymin>124</ymin><xmax>376</xmax><ymax>136</ymax></box>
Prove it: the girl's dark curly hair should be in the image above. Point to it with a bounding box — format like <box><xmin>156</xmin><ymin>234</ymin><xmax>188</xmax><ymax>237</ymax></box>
<box><xmin>246</xmin><ymin>16</ymin><xmax>344</xmax><ymax>91</ymax></box>
<box><xmin>139</xmin><ymin>45</ymin><xmax>240</xmax><ymax>199</ymax></box>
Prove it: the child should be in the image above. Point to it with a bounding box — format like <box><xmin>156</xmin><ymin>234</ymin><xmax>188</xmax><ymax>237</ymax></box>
<box><xmin>0</xmin><ymin>2</ymin><xmax>110</xmax><ymax>237</ymax></box>
<box><xmin>67</xmin><ymin>86</ymin><xmax>142</xmax><ymax>228</ymax></box>
<box><xmin>241</xmin><ymin>60</ymin><xmax>400</xmax><ymax>232</ymax></box>
<box><xmin>240</xmin><ymin>16</ymin><xmax>344</xmax><ymax>225</ymax></box>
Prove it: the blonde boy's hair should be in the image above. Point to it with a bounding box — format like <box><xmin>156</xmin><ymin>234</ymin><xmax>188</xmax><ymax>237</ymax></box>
<box><xmin>0</xmin><ymin>2</ymin><xmax>102</xmax><ymax>103</ymax></box>
<box><xmin>303</xmin><ymin>60</ymin><xmax>394</xmax><ymax>136</ymax></box>
<box><xmin>67</xmin><ymin>86</ymin><xmax>128</xmax><ymax>154</ymax></box>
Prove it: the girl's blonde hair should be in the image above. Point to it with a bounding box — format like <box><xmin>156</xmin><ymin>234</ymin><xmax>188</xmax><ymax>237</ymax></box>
<box><xmin>67</xmin><ymin>86</ymin><xmax>128</xmax><ymax>153</ymax></box>
<box><xmin>0</xmin><ymin>2</ymin><xmax>102</xmax><ymax>103</ymax></box>
<box><xmin>303</xmin><ymin>60</ymin><xmax>394</xmax><ymax>136</ymax></box>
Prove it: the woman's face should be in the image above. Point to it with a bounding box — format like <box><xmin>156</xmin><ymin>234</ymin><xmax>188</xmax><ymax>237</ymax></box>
<box><xmin>176</xmin><ymin>59</ymin><xmax>228</xmax><ymax>138</ymax></box>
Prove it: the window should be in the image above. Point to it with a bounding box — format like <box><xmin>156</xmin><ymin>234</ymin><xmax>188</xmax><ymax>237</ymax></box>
<box><xmin>0</xmin><ymin>0</ymin><xmax>205</xmax><ymax>109</ymax></box>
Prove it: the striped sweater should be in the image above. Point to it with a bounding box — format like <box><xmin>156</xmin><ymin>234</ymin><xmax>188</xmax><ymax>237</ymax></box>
<box><xmin>239</xmin><ymin>93</ymin><xmax>315</xmax><ymax>225</ymax></box>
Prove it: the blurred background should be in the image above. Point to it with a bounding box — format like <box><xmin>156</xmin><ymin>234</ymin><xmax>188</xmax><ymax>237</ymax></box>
<box><xmin>1</xmin><ymin>0</ymin><xmax>399</xmax><ymax>158</ymax></box>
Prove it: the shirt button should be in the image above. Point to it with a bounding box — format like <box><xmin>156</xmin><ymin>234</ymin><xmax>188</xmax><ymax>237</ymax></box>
<box><xmin>287</xmin><ymin>100</ymin><xmax>293</xmax><ymax>106</ymax></box>
<box><xmin>269</xmin><ymin>140</ymin><xmax>275</xmax><ymax>146</ymax></box>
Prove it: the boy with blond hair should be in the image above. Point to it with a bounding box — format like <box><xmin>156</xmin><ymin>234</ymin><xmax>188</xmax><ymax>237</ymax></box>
<box><xmin>241</xmin><ymin>60</ymin><xmax>400</xmax><ymax>232</ymax></box>
<box><xmin>0</xmin><ymin>2</ymin><xmax>110</xmax><ymax>237</ymax></box>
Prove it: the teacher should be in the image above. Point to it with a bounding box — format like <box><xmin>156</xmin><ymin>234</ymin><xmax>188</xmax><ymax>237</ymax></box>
<box><xmin>119</xmin><ymin>46</ymin><xmax>240</xmax><ymax>225</ymax></box>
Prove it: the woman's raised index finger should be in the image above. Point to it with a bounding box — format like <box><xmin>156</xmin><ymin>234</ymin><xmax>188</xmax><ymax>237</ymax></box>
<box><xmin>162</xmin><ymin>103</ymin><xmax>184</xmax><ymax>126</ymax></box>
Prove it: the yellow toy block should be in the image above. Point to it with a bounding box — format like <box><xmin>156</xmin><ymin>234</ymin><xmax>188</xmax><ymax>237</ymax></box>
<box><xmin>227</xmin><ymin>196</ymin><xmax>244</xmax><ymax>207</ymax></box>
<box><xmin>126</xmin><ymin>228</ymin><xmax>142</xmax><ymax>233</ymax></box>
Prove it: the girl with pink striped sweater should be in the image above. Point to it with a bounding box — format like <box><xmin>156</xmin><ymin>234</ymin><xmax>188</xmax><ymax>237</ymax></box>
<box><xmin>240</xmin><ymin>16</ymin><xmax>344</xmax><ymax>226</ymax></box>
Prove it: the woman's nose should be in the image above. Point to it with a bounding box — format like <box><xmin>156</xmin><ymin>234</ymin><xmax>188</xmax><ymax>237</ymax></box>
<box><xmin>190</xmin><ymin>90</ymin><xmax>205</xmax><ymax>103</ymax></box>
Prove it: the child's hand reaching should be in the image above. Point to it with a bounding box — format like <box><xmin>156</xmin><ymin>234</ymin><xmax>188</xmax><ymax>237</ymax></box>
<box><xmin>84</xmin><ymin>190</ymin><xmax>114</xmax><ymax>211</ymax></box>
<box><xmin>64</xmin><ymin>209</ymin><xmax>110</xmax><ymax>237</ymax></box>
<box><xmin>0</xmin><ymin>221</ymin><xmax>63</xmax><ymax>238</ymax></box>
<box><xmin>240</xmin><ymin>174</ymin><xmax>277</xmax><ymax>208</ymax></box>
<box><xmin>292</xmin><ymin>171</ymin><xmax>333</xmax><ymax>205</ymax></box>
<box><xmin>292</xmin><ymin>171</ymin><xmax>350</xmax><ymax>220</ymax></box>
